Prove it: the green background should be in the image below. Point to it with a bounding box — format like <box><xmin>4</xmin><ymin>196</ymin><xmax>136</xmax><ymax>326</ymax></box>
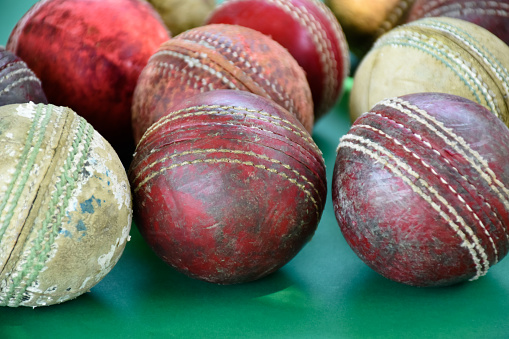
<box><xmin>1</xmin><ymin>1</ymin><xmax>509</xmax><ymax>338</ymax></box>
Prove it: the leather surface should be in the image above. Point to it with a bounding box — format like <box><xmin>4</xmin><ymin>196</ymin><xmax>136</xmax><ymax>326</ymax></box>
<box><xmin>1</xmin><ymin>1</ymin><xmax>509</xmax><ymax>338</ymax></box>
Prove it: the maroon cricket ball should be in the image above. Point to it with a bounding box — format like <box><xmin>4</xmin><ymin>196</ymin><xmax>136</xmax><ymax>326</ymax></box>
<box><xmin>7</xmin><ymin>0</ymin><xmax>170</xmax><ymax>164</ymax></box>
<box><xmin>332</xmin><ymin>92</ymin><xmax>509</xmax><ymax>287</ymax></box>
<box><xmin>0</xmin><ymin>47</ymin><xmax>47</xmax><ymax>106</ymax></box>
<box><xmin>407</xmin><ymin>0</ymin><xmax>509</xmax><ymax>46</ymax></box>
<box><xmin>207</xmin><ymin>0</ymin><xmax>350</xmax><ymax>119</ymax></box>
<box><xmin>129</xmin><ymin>90</ymin><xmax>326</xmax><ymax>284</ymax></box>
<box><xmin>131</xmin><ymin>23</ymin><xmax>314</xmax><ymax>144</ymax></box>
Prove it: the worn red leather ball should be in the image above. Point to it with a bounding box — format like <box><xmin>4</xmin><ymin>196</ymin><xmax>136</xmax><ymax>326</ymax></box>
<box><xmin>407</xmin><ymin>0</ymin><xmax>509</xmax><ymax>46</ymax></box>
<box><xmin>0</xmin><ymin>47</ymin><xmax>47</xmax><ymax>106</ymax></box>
<box><xmin>207</xmin><ymin>0</ymin><xmax>350</xmax><ymax>119</ymax></box>
<box><xmin>131</xmin><ymin>24</ymin><xmax>314</xmax><ymax>144</ymax></box>
<box><xmin>129</xmin><ymin>90</ymin><xmax>326</xmax><ymax>284</ymax></box>
<box><xmin>333</xmin><ymin>93</ymin><xmax>509</xmax><ymax>287</ymax></box>
<box><xmin>7</xmin><ymin>0</ymin><xmax>170</xmax><ymax>164</ymax></box>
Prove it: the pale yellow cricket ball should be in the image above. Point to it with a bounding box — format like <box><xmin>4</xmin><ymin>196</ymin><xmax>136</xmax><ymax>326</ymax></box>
<box><xmin>350</xmin><ymin>17</ymin><xmax>509</xmax><ymax>126</ymax></box>
<box><xmin>0</xmin><ymin>103</ymin><xmax>132</xmax><ymax>307</ymax></box>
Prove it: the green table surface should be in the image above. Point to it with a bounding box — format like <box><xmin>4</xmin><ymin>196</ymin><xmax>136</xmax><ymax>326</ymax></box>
<box><xmin>2</xmin><ymin>2</ymin><xmax>509</xmax><ymax>338</ymax></box>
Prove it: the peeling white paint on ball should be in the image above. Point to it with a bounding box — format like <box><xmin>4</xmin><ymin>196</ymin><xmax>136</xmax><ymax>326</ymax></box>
<box><xmin>0</xmin><ymin>103</ymin><xmax>132</xmax><ymax>307</ymax></box>
<box><xmin>14</xmin><ymin>101</ymin><xmax>37</xmax><ymax>119</ymax></box>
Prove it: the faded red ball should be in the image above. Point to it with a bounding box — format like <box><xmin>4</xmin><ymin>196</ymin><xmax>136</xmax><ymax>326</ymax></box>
<box><xmin>7</xmin><ymin>0</ymin><xmax>170</xmax><ymax>164</ymax></box>
<box><xmin>129</xmin><ymin>90</ymin><xmax>326</xmax><ymax>284</ymax></box>
<box><xmin>333</xmin><ymin>92</ymin><xmax>509</xmax><ymax>287</ymax></box>
<box><xmin>407</xmin><ymin>0</ymin><xmax>509</xmax><ymax>45</ymax></box>
<box><xmin>131</xmin><ymin>24</ymin><xmax>314</xmax><ymax>144</ymax></box>
<box><xmin>207</xmin><ymin>0</ymin><xmax>350</xmax><ymax>118</ymax></box>
<box><xmin>0</xmin><ymin>47</ymin><xmax>47</xmax><ymax>106</ymax></box>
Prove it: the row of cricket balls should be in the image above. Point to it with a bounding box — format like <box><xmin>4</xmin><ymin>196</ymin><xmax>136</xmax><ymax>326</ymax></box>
<box><xmin>1</xmin><ymin>0</ymin><xmax>509</xmax><ymax>307</ymax></box>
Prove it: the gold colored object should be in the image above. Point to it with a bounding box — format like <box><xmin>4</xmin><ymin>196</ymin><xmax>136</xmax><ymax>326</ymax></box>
<box><xmin>146</xmin><ymin>0</ymin><xmax>216</xmax><ymax>35</ymax></box>
<box><xmin>325</xmin><ymin>0</ymin><xmax>415</xmax><ymax>56</ymax></box>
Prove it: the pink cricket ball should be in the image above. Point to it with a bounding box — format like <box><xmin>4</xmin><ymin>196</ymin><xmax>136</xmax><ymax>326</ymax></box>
<box><xmin>207</xmin><ymin>0</ymin><xmax>350</xmax><ymax>119</ymax></box>
<box><xmin>129</xmin><ymin>90</ymin><xmax>326</xmax><ymax>284</ymax></box>
<box><xmin>6</xmin><ymin>0</ymin><xmax>170</xmax><ymax>164</ymax></box>
<box><xmin>131</xmin><ymin>23</ymin><xmax>314</xmax><ymax>144</ymax></box>
<box><xmin>0</xmin><ymin>47</ymin><xmax>47</xmax><ymax>106</ymax></box>
<box><xmin>333</xmin><ymin>92</ymin><xmax>509</xmax><ymax>287</ymax></box>
<box><xmin>407</xmin><ymin>0</ymin><xmax>509</xmax><ymax>46</ymax></box>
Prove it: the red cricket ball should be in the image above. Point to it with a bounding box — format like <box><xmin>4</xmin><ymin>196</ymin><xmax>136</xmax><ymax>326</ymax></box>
<box><xmin>131</xmin><ymin>23</ymin><xmax>314</xmax><ymax>144</ymax></box>
<box><xmin>207</xmin><ymin>0</ymin><xmax>350</xmax><ymax>119</ymax></box>
<box><xmin>407</xmin><ymin>0</ymin><xmax>509</xmax><ymax>46</ymax></box>
<box><xmin>7</xmin><ymin>0</ymin><xmax>170</xmax><ymax>164</ymax></box>
<box><xmin>333</xmin><ymin>92</ymin><xmax>509</xmax><ymax>287</ymax></box>
<box><xmin>129</xmin><ymin>90</ymin><xmax>326</xmax><ymax>284</ymax></box>
<box><xmin>0</xmin><ymin>47</ymin><xmax>47</xmax><ymax>106</ymax></box>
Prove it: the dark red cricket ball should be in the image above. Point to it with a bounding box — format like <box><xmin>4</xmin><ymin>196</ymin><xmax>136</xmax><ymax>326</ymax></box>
<box><xmin>0</xmin><ymin>47</ymin><xmax>47</xmax><ymax>106</ymax></box>
<box><xmin>7</xmin><ymin>0</ymin><xmax>170</xmax><ymax>165</ymax></box>
<box><xmin>333</xmin><ymin>92</ymin><xmax>509</xmax><ymax>287</ymax></box>
<box><xmin>131</xmin><ymin>23</ymin><xmax>314</xmax><ymax>144</ymax></box>
<box><xmin>129</xmin><ymin>90</ymin><xmax>326</xmax><ymax>284</ymax></box>
<box><xmin>207</xmin><ymin>0</ymin><xmax>350</xmax><ymax>119</ymax></box>
<box><xmin>407</xmin><ymin>0</ymin><xmax>509</xmax><ymax>46</ymax></box>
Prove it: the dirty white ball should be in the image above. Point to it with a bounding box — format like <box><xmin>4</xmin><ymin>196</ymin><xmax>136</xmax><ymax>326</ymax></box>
<box><xmin>0</xmin><ymin>103</ymin><xmax>132</xmax><ymax>307</ymax></box>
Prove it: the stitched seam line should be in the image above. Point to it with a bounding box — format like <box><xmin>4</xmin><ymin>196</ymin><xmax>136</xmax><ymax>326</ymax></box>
<box><xmin>376</xmin><ymin>0</ymin><xmax>416</xmax><ymax>36</ymax></box>
<box><xmin>352</xmin><ymin>123</ymin><xmax>500</xmax><ymax>262</ymax></box>
<box><xmin>415</xmin><ymin>19</ymin><xmax>509</xmax><ymax>101</ymax></box>
<box><xmin>133</xmin><ymin>148</ymin><xmax>323</xmax><ymax>206</ymax></box>
<box><xmin>151</xmin><ymin>61</ymin><xmax>215</xmax><ymax>92</ymax></box>
<box><xmin>134</xmin><ymin>156</ymin><xmax>320</xmax><ymax>219</ymax></box>
<box><xmin>0</xmin><ymin>77</ymin><xmax>41</xmax><ymax>97</ymax></box>
<box><xmin>0</xmin><ymin>68</ymin><xmax>37</xmax><ymax>85</ymax></box>
<box><xmin>338</xmin><ymin>135</ymin><xmax>487</xmax><ymax>280</ymax></box>
<box><xmin>360</xmin><ymin>112</ymin><xmax>509</xmax><ymax>247</ymax></box>
<box><xmin>266</xmin><ymin>0</ymin><xmax>338</xmax><ymax>112</ymax></box>
<box><xmin>7</xmin><ymin>117</ymin><xmax>94</xmax><ymax>306</ymax></box>
<box><xmin>180</xmin><ymin>30</ymin><xmax>296</xmax><ymax>115</ymax></box>
<box><xmin>419</xmin><ymin>1</ymin><xmax>509</xmax><ymax>18</ymax></box>
<box><xmin>150</xmin><ymin>50</ymin><xmax>239</xmax><ymax>90</ymax></box>
<box><xmin>0</xmin><ymin>104</ymin><xmax>46</xmax><ymax>244</ymax></box>
<box><xmin>139</xmin><ymin>105</ymin><xmax>320</xmax><ymax>155</ymax></box>
<box><xmin>385</xmin><ymin>97</ymin><xmax>509</xmax><ymax>203</ymax></box>
<box><xmin>375</xmin><ymin>32</ymin><xmax>500</xmax><ymax>117</ymax></box>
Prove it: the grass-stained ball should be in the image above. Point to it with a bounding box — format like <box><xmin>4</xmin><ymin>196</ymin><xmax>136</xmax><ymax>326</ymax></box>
<box><xmin>0</xmin><ymin>103</ymin><xmax>132</xmax><ymax>307</ymax></box>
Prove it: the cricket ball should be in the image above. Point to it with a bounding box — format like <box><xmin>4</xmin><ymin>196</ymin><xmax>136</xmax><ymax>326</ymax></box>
<box><xmin>349</xmin><ymin>17</ymin><xmax>509</xmax><ymax>125</ymax></box>
<box><xmin>129</xmin><ymin>90</ymin><xmax>326</xmax><ymax>284</ymax></box>
<box><xmin>333</xmin><ymin>92</ymin><xmax>509</xmax><ymax>287</ymax></box>
<box><xmin>146</xmin><ymin>0</ymin><xmax>216</xmax><ymax>35</ymax></box>
<box><xmin>407</xmin><ymin>0</ymin><xmax>509</xmax><ymax>46</ymax></box>
<box><xmin>324</xmin><ymin>0</ymin><xmax>416</xmax><ymax>56</ymax></box>
<box><xmin>0</xmin><ymin>47</ymin><xmax>47</xmax><ymax>106</ymax></box>
<box><xmin>207</xmin><ymin>0</ymin><xmax>350</xmax><ymax>119</ymax></box>
<box><xmin>6</xmin><ymin>0</ymin><xmax>170</xmax><ymax>165</ymax></box>
<box><xmin>0</xmin><ymin>102</ymin><xmax>132</xmax><ymax>307</ymax></box>
<box><xmin>131</xmin><ymin>23</ymin><xmax>314</xmax><ymax>144</ymax></box>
